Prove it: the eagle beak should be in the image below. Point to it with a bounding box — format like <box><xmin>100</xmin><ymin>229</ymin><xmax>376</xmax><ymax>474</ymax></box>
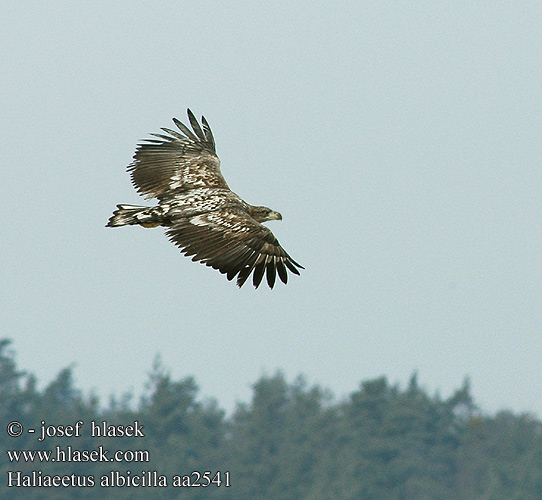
<box><xmin>270</xmin><ymin>211</ymin><xmax>282</xmax><ymax>221</ymax></box>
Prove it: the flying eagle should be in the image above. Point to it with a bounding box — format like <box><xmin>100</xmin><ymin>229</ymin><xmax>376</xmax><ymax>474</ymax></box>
<box><xmin>107</xmin><ymin>109</ymin><xmax>303</xmax><ymax>288</ymax></box>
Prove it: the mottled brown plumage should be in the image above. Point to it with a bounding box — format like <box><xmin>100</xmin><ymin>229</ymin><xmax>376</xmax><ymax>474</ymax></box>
<box><xmin>107</xmin><ymin>109</ymin><xmax>303</xmax><ymax>288</ymax></box>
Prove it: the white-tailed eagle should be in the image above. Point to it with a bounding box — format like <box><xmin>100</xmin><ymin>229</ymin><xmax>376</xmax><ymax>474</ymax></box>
<box><xmin>107</xmin><ymin>109</ymin><xmax>303</xmax><ymax>288</ymax></box>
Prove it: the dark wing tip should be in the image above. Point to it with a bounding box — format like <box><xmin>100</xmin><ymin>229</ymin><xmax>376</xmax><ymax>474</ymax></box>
<box><xmin>252</xmin><ymin>262</ymin><xmax>266</xmax><ymax>289</ymax></box>
<box><xmin>266</xmin><ymin>261</ymin><xmax>277</xmax><ymax>289</ymax></box>
<box><xmin>172</xmin><ymin>116</ymin><xmax>197</xmax><ymax>141</ymax></box>
<box><xmin>232</xmin><ymin>254</ymin><xmax>302</xmax><ymax>289</ymax></box>
<box><xmin>168</xmin><ymin>109</ymin><xmax>216</xmax><ymax>153</ymax></box>
<box><xmin>236</xmin><ymin>266</ymin><xmax>252</xmax><ymax>288</ymax></box>
<box><xmin>186</xmin><ymin>109</ymin><xmax>205</xmax><ymax>141</ymax></box>
<box><xmin>201</xmin><ymin>115</ymin><xmax>215</xmax><ymax>148</ymax></box>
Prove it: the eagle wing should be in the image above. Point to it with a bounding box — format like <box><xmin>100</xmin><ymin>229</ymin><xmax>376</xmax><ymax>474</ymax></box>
<box><xmin>166</xmin><ymin>208</ymin><xmax>303</xmax><ymax>289</ymax></box>
<box><xmin>128</xmin><ymin>109</ymin><xmax>227</xmax><ymax>199</ymax></box>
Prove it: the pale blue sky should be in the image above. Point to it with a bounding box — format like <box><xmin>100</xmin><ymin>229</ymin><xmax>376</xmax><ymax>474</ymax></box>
<box><xmin>2</xmin><ymin>1</ymin><xmax>541</xmax><ymax>416</ymax></box>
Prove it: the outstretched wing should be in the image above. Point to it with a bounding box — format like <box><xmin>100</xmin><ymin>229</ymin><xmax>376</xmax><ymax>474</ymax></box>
<box><xmin>128</xmin><ymin>109</ymin><xmax>228</xmax><ymax>199</ymax></box>
<box><xmin>166</xmin><ymin>208</ymin><xmax>304</xmax><ymax>289</ymax></box>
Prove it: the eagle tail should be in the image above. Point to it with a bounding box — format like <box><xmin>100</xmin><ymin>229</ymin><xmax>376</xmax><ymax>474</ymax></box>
<box><xmin>106</xmin><ymin>204</ymin><xmax>165</xmax><ymax>228</ymax></box>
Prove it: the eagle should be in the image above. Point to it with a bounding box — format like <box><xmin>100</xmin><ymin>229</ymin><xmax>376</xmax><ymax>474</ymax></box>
<box><xmin>107</xmin><ymin>109</ymin><xmax>303</xmax><ymax>288</ymax></box>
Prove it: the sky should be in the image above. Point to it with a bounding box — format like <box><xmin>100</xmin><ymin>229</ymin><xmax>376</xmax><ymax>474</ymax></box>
<box><xmin>2</xmin><ymin>1</ymin><xmax>541</xmax><ymax>418</ymax></box>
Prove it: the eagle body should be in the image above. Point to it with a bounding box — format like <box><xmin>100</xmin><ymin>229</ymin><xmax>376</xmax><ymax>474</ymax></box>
<box><xmin>107</xmin><ymin>109</ymin><xmax>302</xmax><ymax>288</ymax></box>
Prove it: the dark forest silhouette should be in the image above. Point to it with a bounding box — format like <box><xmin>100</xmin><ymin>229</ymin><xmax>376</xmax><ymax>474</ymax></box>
<box><xmin>1</xmin><ymin>339</ymin><xmax>541</xmax><ymax>499</ymax></box>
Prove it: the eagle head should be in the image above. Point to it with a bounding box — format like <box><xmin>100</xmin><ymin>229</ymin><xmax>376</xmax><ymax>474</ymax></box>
<box><xmin>249</xmin><ymin>206</ymin><xmax>282</xmax><ymax>223</ymax></box>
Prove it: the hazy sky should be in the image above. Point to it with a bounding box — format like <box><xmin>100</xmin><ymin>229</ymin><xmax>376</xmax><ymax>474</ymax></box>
<box><xmin>2</xmin><ymin>2</ymin><xmax>541</xmax><ymax>417</ymax></box>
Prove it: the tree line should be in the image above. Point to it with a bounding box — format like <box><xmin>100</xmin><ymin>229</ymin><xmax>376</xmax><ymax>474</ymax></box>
<box><xmin>1</xmin><ymin>338</ymin><xmax>541</xmax><ymax>499</ymax></box>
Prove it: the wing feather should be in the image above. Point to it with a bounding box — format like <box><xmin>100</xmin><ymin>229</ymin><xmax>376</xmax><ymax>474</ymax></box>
<box><xmin>159</xmin><ymin>127</ymin><xmax>186</xmax><ymax>140</ymax></box>
<box><xmin>187</xmin><ymin>109</ymin><xmax>206</xmax><ymax>142</ymax></box>
<box><xmin>252</xmin><ymin>255</ymin><xmax>268</xmax><ymax>288</ymax></box>
<box><xmin>201</xmin><ymin>116</ymin><xmax>215</xmax><ymax>148</ymax></box>
<box><xmin>165</xmin><ymin>208</ymin><xmax>302</xmax><ymax>288</ymax></box>
<box><xmin>172</xmin><ymin>117</ymin><xmax>198</xmax><ymax>141</ymax></box>
<box><xmin>266</xmin><ymin>260</ymin><xmax>277</xmax><ymax>288</ymax></box>
<box><xmin>128</xmin><ymin>109</ymin><xmax>226</xmax><ymax>199</ymax></box>
<box><xmin>276</xmin><ymin>259</ymin><xmax>288</xmax><ymax>284</ymax></box>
